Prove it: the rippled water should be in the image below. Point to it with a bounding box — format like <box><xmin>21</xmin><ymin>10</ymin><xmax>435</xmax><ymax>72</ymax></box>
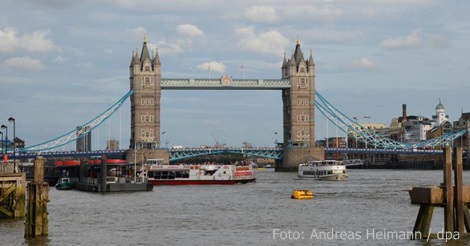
<box><xmin>2</xmin><ymin>169</ymin><xmax>470</xmax><ymax>246</ymax></box>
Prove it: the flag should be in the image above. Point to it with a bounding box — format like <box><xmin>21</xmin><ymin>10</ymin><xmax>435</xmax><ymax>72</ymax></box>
<box><xmin>239</xmin><ymin>64</ymin><xmax>244</xmax><ymax>71</ymax></box>
<box><xmin>208</xmin><ymin>63</ymin><xmax>211</xmax><ymax>72</ymax></box>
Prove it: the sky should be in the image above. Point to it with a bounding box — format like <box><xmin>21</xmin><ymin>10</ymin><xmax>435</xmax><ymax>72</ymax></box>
<box><xmin>1</xmin><ymin>0</ymin><xmax>469</xmax><ymax>150</ymax></box>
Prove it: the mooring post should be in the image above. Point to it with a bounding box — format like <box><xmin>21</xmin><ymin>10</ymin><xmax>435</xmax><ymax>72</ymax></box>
<box><xmin>444</xmin><ymin>147</ymin><xmax>454</xmax><ymax>233</ymax></box>
<box><xmin>25</xmin><ymin>156</ymin><xmax>49</xmax><ymax>238</ymax></box>
<box><xmin>101</xmin><ymin>155</ymin><xmax>107</xmax><ymax>193</ymax></box>
<box><xmin>454</xmin><ymin>147</ymin><xmax>464</xmax><ymax>234</ymax></box>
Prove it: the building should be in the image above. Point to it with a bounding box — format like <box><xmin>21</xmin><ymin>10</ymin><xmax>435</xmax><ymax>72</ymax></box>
<box><xmin>106</xmin><ymin>139</ymin><xmax>120</xmax><ymax>150</ymax></box>
<box><xmin>76</xmin><ymin>126</ymin><xmax>91</xmax><ymax>152</ymax></box>
<box><xmin>388</xmin><ymin>100</ymin><xmax>451</xmax><ymax>144</ymax></box>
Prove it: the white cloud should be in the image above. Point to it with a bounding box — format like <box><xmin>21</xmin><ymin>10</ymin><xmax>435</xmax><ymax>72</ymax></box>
<box><xmin>197</xmin><ymin>61</ymin><xmax>225</xmax><ymax>73</ymax></box>
<box><xmin>234</xmin><ymin>27</ymin><xmax>290</xmax><ymax>56</ymax></box>
<box><xmin>0</xmin><ymin>28</ymin><xmax>57</xmax><ymax>53</ymax></box>
<box><xmin>0</xmin><ymin>28</ymin><xmax>17</xmax><ymax>52</ymax></box>
<box><xmin>280</xmin><ymin>4</ymin><xmax>342</xmax><ymax>20</ymax></box>
<box><xmin>176</xmin><ymin>24</ymin><xmax>204</xmax><ymax>38</ymax></box>
<box><xmin>381</xmin><ymin>29</ymin><xmax>422</xmax><ymax>50</ymax></box>
<box><xmin>52</xmin><ymin>55</ymin><xmax>66</xmax><ymax>63</ymax></box>
<box><xmin>1</xmin><ymin>56</ymin><xmax>46</xmax><ymax>71</ymax></box>
<box><xmin>243</xmin><ymin>6</ymin><xmax>278</xmax><ymax>23</ymax></box>
<box><xmin>202</xmin><ymin>119</ymin><xmax>221</xmax><ymax>126</ymax></box>
<box><xmin>351</xmin><ymin>57</ymin><xmax>376</xmax><ymax>69</ymax></box>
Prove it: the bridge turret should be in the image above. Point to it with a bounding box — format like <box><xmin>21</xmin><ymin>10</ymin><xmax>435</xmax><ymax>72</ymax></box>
<box><xmin>281</xmin><ymin>51</ymin><xmax>288</xmax><ymax>79</ymax></box>
<box><xmin>130</xmin><ymin>48</ymin><xmax>141</xmax><ymax>77</ymax></box>
<box><xmin>308</xmin><ymin>49</ymin><xmax>315</xmax><ymax>75</ymax></box>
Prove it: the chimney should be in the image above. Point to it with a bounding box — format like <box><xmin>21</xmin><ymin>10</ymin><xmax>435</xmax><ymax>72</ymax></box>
<box><xmin>402</xmin><ymin>104</ymin><xmax>407</xmax><ymax>122</ymax></box>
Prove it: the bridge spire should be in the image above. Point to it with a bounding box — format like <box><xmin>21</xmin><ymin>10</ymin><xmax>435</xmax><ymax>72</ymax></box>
<box><xmin>140</xmin><ymin>38</ymin><xmax>151</xmax><ymax>63</ymax></box>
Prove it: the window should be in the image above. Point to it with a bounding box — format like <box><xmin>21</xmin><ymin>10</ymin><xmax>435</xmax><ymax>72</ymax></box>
<box><xmin>297</xmin><ymin>113</ymin><xmax>309</xmax><ymax>122</ymax></box>
<box><xmin>296</xmin><ymin>98</ymin><xmax>309</xmax><ymax>106</ymax></box>
<box><xmin>296</xmin><ymin>128</ymin><xmax>310</xmax><ymax>141</ymax></box>
<box><xmin>298</xmin><ymin>78</ymin><xmax>308</xmax><ymax>89</ymax></box>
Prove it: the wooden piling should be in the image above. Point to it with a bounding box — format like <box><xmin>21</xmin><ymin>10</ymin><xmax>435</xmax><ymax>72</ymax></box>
<box><xmin>25</xmin><ymin>156</ymin><xmax>49</xmax><ymax>238</ymax></box>
<box><xmin>454</xmin><ymin>147</ymin><xmax>464</xmax><ymax>233</ymax></box>
<box><xmin>101</xmin><ymin>155</ymin><xmax>107</xmax><ymax>193</ymax></box>
<box><xmin>444</xmin><ymin>148</ymin><xmax>454</xmax><ymax>232</ymax></box>
<box><xmin>0</xmin><ymin>162</ymin><xmax>25</xmax><ymax>219</ymax></box>
<box><xmin>409</xmin><ymin>147</ymin><xmax>470</xmax><ymax>240</ymax></box>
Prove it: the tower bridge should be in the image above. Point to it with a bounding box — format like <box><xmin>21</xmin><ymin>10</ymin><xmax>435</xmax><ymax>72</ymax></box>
<box><xmin>126</xmin><ymin>38</ymin><xmax>323</xmax><ymax>171</ymax></box>
<box><xmin>13</xmin><ymin>38</ymin><xmax>469</xmax><ymax>169</ymax></box>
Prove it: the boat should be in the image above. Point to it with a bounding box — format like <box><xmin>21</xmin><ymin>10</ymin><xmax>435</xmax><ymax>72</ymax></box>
<box><xmin>297</xmin><ymin>159</ymin><xmax>363</xmax><ymax>180</ymax></box>
<box><xmin>55</xmin><ymin>177</ymin><xmax>73</xmax><ymax>190</ymax></box>
<box><xmin>291</xmin><ymin>189</ymin><xmax>314</xmax><ymax>199</ymax></box>
<box><xmin>141</xmin><ymin>159</ymin><xmax>256</xmax><ymax>185</ymax></box>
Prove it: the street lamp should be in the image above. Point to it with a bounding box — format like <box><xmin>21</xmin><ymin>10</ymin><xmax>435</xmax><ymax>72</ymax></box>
<box><xmin>161</xmin><ymin>131</ymin><xmax>167</xmax><ymax>149</ymax></box>
<box><xmin>274</xmin><ymin>132</ymin><xmax>278</xmax><ymax>147</ymax></box>
<box><xmin>8</xmin><ymin>117</ymin><xmax>15</xmax><ymax>162</ymax></box>
<box><xmin>0</xmin><ymin>131</ymin><xmax>3</xmax><ymax>155</ymax></box>
<box><xmin>0</xmin><ymin>125</ymin><xmax>7</xmax><ymax>155</ymax></box>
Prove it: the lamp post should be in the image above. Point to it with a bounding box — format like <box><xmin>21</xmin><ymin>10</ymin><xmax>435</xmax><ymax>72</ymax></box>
<box><xmin>8</xmin><ymin>117</ymin><xmax>15</xmax><ymax>163</ymax></box>
<box><xmin>274</xmin><ymin>132</ymin><xmax>278</xmax><ymax>147</ymax></box>
<box><xmin>1</xmin><ymin>125</ymin><xmax>7</xmax><ymax>155</ymax></box>
<box><xmin>0</xmin><ymin>131</ymin><xmax>3</xmax><ymax>155</ymax></box>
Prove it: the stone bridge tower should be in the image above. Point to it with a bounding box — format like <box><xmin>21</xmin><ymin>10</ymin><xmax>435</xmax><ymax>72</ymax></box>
<box><xmin>277</xmin><ymin>39</ymin><xmax>324</xmax><ymax>171</ymax></box>
<box><xmin>127</xmin><ymin>38</ymin><xmax>168</xmax><ymax>163</ymax></box>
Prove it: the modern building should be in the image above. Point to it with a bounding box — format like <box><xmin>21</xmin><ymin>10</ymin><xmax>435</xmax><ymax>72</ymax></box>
<box><xmin>76</xmin><ymin>126</ymin><xmax>92</xmax><ymax>152</ymax></box>
<box><xmin>106</xmin><ymin>139</ymin><xmax>120</xmax><ymax>150</ymax></box>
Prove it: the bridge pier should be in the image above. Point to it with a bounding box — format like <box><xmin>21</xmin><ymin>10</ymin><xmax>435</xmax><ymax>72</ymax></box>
<box><xmin>276</xmin><ymin>147</ymin><xmax>324</xmax><ymax>171</ymax></box>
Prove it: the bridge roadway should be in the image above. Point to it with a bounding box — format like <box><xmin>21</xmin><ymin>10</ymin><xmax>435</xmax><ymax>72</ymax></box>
<box><xmin>8</xmin><ymin>147</ymin><xmax>444</xmax><ymax>161</ymax></box>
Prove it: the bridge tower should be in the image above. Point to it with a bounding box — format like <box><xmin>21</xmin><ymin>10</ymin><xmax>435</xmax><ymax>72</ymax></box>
<box><xmin>127</xmin><ymin>38</ymin><xmax>168</xmax><ymax>163</ymax></box>
<box><xmin>277</xmin><ymin>39</ymin><xmax>324</xmax><ymax>171</ymax></box>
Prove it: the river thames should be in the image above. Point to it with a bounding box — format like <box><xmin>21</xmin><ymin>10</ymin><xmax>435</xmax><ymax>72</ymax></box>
<box><xmin>1</xmin><ymin>169</ymin><xmax>469</xmax><ymax>246</ymax></box>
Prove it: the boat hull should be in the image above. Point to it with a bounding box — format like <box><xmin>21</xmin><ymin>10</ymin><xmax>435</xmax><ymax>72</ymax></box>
<box><xmin>148</xmin><ymin>178</ymin><xmax>256</xmax><ymax>185</ymax></box>
<box><xmin>317</xmin><ymin>174</ymin><xmax>348</xmax><ymax>181</ymax></box>
<box><xmin>56</xmin><ymin>183</ymin><xmax>73</xmax><ymax>190</ymax></box>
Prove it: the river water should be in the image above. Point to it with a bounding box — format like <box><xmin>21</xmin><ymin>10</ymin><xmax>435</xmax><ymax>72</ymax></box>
<box><xmin>1</xmin><ymin>169</ymin><xmax>470</xmax><ymax>246</ymax></box>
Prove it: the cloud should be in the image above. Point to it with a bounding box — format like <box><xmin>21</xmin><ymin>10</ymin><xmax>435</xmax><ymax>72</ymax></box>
<box><xmin>176</xmin><ymin>24</ymin><xmax>204</xmax><ymax>38</ymax></box>
<box><xmin>197</xmin><ymin>61</ymin><xmax>225</xmax><ymax>73</ymax></box>
<box><xmin>234</xmin><ymin>27</ymin><xmax>290</xmax><ymax>56</ymax></box>
<box><xmin>350</xmin><ymin>57</ymin><xmax>376</xmax><ymax>69</ymax></box>
<box><xmin>381</xmin><ymin>29</ymin><xmax>422</xmax><ymax>50</ymax></box>
<box><xmin>52</xmin><ymin>55</ymin><xmax>66</xmax><ymax>63</ymax></box>
<box><xmin>1</xmin><ymin>56</ymin><xmax>46</xmax><ymax>71</ymax></box>
<box><xmin>202</xmin><ymin>119</ymin><xmax>221</xmax><ymax>126</ymax></box>
<box><xmin>0</xmin><ymin>28</ymin><xmax>57</xmax><ymax>53</ymax></box>
<box><xmin>280</xmin><ymin>4</ymin><xmax>342</xmax><ymax>21</ymax></box>
<box><xmin>243</xmin><ymin>6</ymin><xmax>278</xmax><ymax>23</ymax></box>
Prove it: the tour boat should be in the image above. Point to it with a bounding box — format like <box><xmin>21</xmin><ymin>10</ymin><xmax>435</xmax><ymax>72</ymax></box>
<box><xmin>141</xmin><ymin>159</ymin><xmax>256</xmax><ymax>185</ymax></box>
<box><xmin>297</xmin><ymin>159</ymin><xmax>363</xmax><ymax>181</ymax></box>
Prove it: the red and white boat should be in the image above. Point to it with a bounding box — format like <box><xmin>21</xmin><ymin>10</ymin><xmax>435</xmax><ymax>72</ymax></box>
<box><xmin>142</xmin><ymin>159</ymin><xmax>256</xmax><ymax>185</ymax></box>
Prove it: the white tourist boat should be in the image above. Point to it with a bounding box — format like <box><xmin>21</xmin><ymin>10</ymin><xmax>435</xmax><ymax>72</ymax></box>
<box><xmin>141</xmin><ymin>159</ymin><xmax>256</xmax><ymax>185</ymax></box>
<box><xmin>297</xmin><ymin>159</ymin><xmax>363</xmax><ymax>181</ymax></box>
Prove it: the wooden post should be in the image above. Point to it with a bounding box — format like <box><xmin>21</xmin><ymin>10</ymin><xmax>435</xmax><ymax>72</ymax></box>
<box><xmin>454</xmin><ymin>147</ymin><xmax>464</xmax><ymax>234</ymax></box>
<box><xmin>412</xmin><ymin>204</ymin><xmax>434</xmax><ymax>239</ymax></box>
<box><xmin>444</xmin><ymin>147</ymin><xmax>454</xmax><ymax>233</ymax></box>
<box><xmin>101</xmin><ymin>155</ymin><xmax>107</xmax><ymax>193</ymax></box>
<box><xmin>25</xmin><ymin>156</ymin><xmax>49</xmax><ymax>238</ymax></box>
